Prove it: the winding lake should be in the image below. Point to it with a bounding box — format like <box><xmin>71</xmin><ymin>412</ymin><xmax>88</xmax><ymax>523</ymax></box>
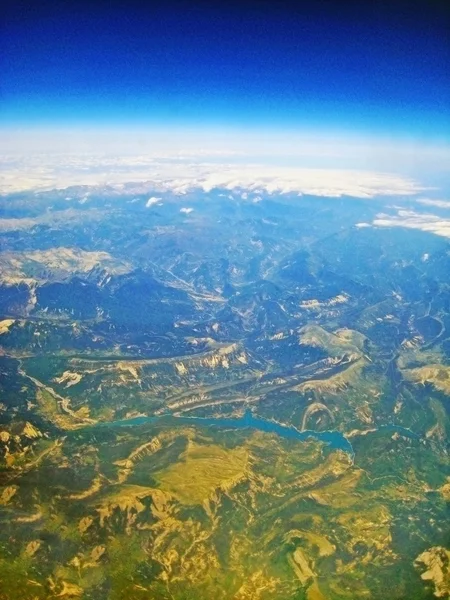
<box><xmin>103</xmin><ymin>410</ymin><xmax>357</xmax><ymax>455</ymax></box>
<box><xmin>100</xmin><ymin>409</ymin><xmax>421</xmax><ymax>460</ymax></box>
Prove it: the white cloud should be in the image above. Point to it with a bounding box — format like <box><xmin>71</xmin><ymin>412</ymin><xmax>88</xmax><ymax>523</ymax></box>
<box><xmin>145</xmin><ymin>196</ymin><xmax>162</xmax><ymax>207</ymax></box>
<box><xmin>372</xmin><ymin>209</ymin><xmax>450</xmax><ymax>238</ymax></box>
<box><xmin>188</xmin><ymin>166</ymin><xmax>424</xmax><ymax>197</ymax></box>
<box><xmin>180</xmin><ymin>207</ymin><xmax>194</xmax><ymax>214</ymax></box>
<box><xmin>0</xmin><ymin>154</ymin><xmax>428</xmax><ymax>199</ymax></box>
<box><xmin>417</xmin><ymin>198</ymin><xmax>450</xmax><ymax>209</ymax></box>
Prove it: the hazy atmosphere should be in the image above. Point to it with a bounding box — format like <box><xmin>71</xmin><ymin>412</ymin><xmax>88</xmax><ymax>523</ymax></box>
<box><xmin>1</xmin><ymin>1</ymin><xmax>449</xmax><ymax>599</ymax></box>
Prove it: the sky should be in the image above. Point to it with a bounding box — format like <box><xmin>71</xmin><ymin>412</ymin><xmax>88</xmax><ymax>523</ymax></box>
<box><xmin>1</xmin><ymin>0</ymin><xmax>449</xmax><ymax>180</ymax></box>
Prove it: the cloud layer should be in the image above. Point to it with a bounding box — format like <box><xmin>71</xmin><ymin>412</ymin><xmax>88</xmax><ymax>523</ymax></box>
<box><xmin>0</xmin><ymin>154</ymin><xmax>427</xmax><ymax>199</ymax></box>
<box><xmin>371</xmin><ymin>209</ymin><xmax>450</xmax><ymax>238</ymax></box>
<box><xmin>417</xmin><ymin>198</ymin><xmax>450</xmax><ymax>209</ymax></box>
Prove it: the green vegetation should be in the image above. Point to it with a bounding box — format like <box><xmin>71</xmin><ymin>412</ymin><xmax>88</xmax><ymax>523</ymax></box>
<box><xmin>0</xmin><ymin>187</ymin><xmax>449</xmax><ymax>598</ymax></box>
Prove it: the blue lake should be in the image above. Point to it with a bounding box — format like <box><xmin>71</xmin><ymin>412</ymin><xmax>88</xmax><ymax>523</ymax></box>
<box><xmin>102</xmin><ymin>409</ymin><xmax>421</xmax><ymax>460</ymax></box>
<box><xmin>106</xmin><ymin>409</ymin><xmax>355</xmax><ymax>456</ymax></box>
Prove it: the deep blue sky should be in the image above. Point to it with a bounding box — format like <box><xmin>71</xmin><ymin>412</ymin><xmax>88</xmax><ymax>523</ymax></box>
<box><xmin>1</xmin><ymin>0</ymin><xmax>449</xmax><ymax>141</ymax></box>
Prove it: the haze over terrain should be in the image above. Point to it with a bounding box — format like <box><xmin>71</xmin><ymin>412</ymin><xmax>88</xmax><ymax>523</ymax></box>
<box><xmin>1</xmin><ymin>1</ymin><xmax>449</xmax><ymax>599</ymax></box>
